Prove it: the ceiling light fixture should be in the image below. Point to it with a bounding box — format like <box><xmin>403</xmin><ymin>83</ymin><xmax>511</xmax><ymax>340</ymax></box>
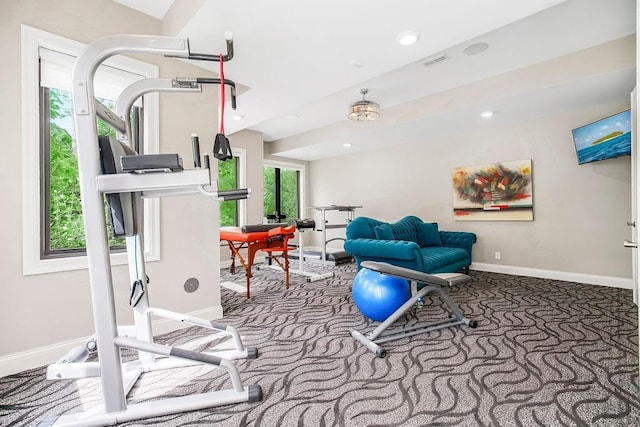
<box><xmin>348</xmin><ymin>88</ymin><xmax>380</xmax><ymax>121</ymax></box>
<box><xmin>480</xmin><ymin>111</ymin><xmax>494</xmax><ymax>118</ymax></box>
<box><xmin>232</xmin><ymin>114</ymin><xmax>244</xmax><ymax>121</ymax></box>
<box><xmin>343</xmin><ymin>143</ymin><xmax>352</xmax><ymax>148</ymax></box>
<box><xmin>397</xmin><ymin>31</ymin><xmax>420</xmax><ymax>46</ymax></box>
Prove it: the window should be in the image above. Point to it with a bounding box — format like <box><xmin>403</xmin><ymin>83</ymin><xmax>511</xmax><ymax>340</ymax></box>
<box><xmin>218</xmin><ymin>148</ymin><xmax>246</xmax><ymax>227</ymax></box>
<box><xmin>263</xmin><ymin>160</ymin><xmax>305</xmax><ymax>223</ymax></box>
<box><xmin>22</xmin><ymin>25</ymin><xmax>160</xmax><ymax>274</ymax></box>
<box><xmin>41</xmin><ymin>87</ymin><xmax>137</xmax><ymax>256</ymax></box>
<box><xmin>219</xmin><ymin>156</ymin><xmax>238</xmax><ymax>226</ymax></box>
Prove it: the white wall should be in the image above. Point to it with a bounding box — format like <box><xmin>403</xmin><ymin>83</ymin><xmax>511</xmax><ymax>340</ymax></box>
<box><xmin>228</xmin><ymin>129</ymin><xmax>266</xmax><ymax>225</ymax></box>
<box><xmin>276</xmin><ymin>36</ymin><xmax>636</xmax><ymax>284</ymax></box>
<box><xmin>309</xmin><ymin>103</ymin><xmax>633</xmax><ymax>281</ymax></box>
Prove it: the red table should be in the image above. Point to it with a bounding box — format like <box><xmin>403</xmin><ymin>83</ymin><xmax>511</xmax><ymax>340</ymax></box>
<box><xmin>220</xmin><ymin>225</ymin><xmax>296</xmax><ymax>298</ymax></box>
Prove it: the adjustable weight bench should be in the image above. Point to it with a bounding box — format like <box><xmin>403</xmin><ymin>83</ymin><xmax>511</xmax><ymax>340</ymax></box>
<box><xmin>351</xmin><ymin>261</ymin><xmax>477</xmax><ymax>357</ymax></box>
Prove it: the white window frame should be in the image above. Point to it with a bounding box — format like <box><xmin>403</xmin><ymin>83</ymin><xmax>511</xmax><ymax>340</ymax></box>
<box><xmin>21</xmin><ymin>25</ymin><xmax>160</xmax><ymax>275</ymax></box>
<box><xmin>263</xmin><ymin>158</ymin><xmax>306</xmax><ymax>220</ymax></box>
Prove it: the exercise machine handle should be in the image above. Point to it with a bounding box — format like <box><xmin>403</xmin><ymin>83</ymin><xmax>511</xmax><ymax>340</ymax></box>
<box><xmin>191</xmin><ymin>134</ymin><xmax>201</xmax><ymax>167</ymax></box>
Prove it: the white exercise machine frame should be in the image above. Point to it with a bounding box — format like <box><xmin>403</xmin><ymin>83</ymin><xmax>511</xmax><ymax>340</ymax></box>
<box><xmin>263</xmin><ymin>219</ymin><xmax>335</xmax><ymax>282</ymax></box>
<box><xmin>41</xmin><ymin>34</ymin><xmax>260</xmax><ymax>427</ymax></box>
<box><xmin>48</xmin><ymin>77</ymin><xmax>251</xmax><ymax>373</ymax></box>
<box><xmin>288</xmin><ymin>219</ymin><xmax>333</xmax><ymax>282</ymax></box>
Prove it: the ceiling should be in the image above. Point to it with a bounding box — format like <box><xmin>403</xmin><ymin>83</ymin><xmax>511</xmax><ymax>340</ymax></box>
<box><xmin>114</xmin><ymin>0</ymin><xmax>636</xmax><ymax>161</ymax></box>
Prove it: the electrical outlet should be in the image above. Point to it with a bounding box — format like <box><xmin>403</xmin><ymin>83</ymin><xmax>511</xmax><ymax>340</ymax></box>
<box><xmin>495</xmin><ymin>251</ymin><xmax>501</xmax><ymax>260</ymax></box>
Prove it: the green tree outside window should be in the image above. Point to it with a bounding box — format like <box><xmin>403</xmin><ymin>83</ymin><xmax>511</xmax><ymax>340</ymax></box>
<box><xmin>47</xmin><ymin>88</ymin><xmax>126</xmax><ymax>253</ymax></box>
<box><xmin>263</xmin><ymin>166</ymin><xmax>299</xmax><ymax>222</ymax></box>
<box><xmin>219</xmin><ymin>157</ymin><xmax>238</xmax><ymax>226</ymax></box>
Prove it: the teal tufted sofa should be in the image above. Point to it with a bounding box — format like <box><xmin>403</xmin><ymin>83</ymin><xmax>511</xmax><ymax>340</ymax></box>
<box><xmin>344</xmin><ymin>215</ymin><xmax>476</xmax><ymax>274</ymax></box>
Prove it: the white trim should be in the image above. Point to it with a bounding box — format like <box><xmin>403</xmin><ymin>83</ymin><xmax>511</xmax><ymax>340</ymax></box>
<box><xmin>0</xmin><ymin>305</ymin><xmax>223</xmax><ymax>378</ymax></box>
<box><xmin>21</xmin><ymin>25</ymin><xmax>160</xmax><ymax>275</ymax></box>
<box><xmin>143</xmin><ymin>91</ymin><xmax>161</xmax><ymax>259</ymax></box>
<box><xmin>471</xmin><ymin>262</ymin><xmax>633</xmax><ymax>289</ymax></box>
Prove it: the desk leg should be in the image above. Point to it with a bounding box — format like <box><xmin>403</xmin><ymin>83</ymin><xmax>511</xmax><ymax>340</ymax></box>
<box><xmin>227</xmin><ymin>242</ymin><xmax>236</xmax><ymax>274</ymax></box>
<box><xmin>284</xmin><ymin>250</ymin><xmax>290</xmax><ymax>290</ymax></box>
<box><xmin>264</xmin><ymin>250</ymin><xmax>291</xmax><ymax>291</ymax></box>
<box><xmin>245</xmin><ymin>274</ymin><xmax>251</xmax><ymax>299</ymax></box>
<box><xmin>245</xmin><ymin>245</ymin><xmax>261</xmax><ymax>299</ymax></box>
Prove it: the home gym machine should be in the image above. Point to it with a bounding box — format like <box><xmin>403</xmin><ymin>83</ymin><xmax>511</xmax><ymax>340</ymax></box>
<box><xmin>41</xmin><ymin>33</ymin><xmax>261</xmax><ymax>427</ymax></box>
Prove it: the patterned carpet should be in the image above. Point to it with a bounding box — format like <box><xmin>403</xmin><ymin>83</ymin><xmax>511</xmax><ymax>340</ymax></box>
<box><xmin>1</xmin><ymin>262</ymin><xmax>639</xmax><ymax>426</ymax></box>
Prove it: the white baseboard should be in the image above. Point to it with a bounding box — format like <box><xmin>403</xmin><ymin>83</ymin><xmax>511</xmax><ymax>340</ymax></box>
<box><xmin>223</xmin><ymin>258</ymin><xmax>633</xmax><ymax>289</ymax></box>
<box><xmin>0</xmin><ymin>305</ymin><xmax>223</xmax><ymax>378</ymax></box>
<box><xmin>471</xmin><ymin>262</ymin><xmax>633</xmax><ymax>289</ymax></box>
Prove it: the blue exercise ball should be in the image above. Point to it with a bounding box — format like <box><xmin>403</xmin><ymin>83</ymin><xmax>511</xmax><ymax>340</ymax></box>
<box><xmin>352</xmin><ymin>267</ymin><xmax>411</xmax><ymax>322</ymax></box>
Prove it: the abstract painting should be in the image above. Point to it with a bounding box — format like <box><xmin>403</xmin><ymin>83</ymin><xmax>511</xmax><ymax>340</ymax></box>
<box><xmin>452</xmin><ymin>159</ymin><xmax>533</xmax><ymax>221</ymax></box>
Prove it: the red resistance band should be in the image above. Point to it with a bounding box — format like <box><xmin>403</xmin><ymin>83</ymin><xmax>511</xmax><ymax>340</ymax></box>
<box><xmin>219</xmin><ymin>53</ymin><xmax>225</xmax><ymax>134</ymax></box>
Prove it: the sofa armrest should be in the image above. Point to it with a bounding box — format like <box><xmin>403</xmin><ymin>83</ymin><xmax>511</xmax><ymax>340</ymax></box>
<box><xmin>344</xmin><ymin>238</ymin><xmax>421</xmax><ymax>261</ymax></box>
<box><xmin>439</xmin><ymin>231</ymin><xmax>477</xmax><ymax>257</ymax></box>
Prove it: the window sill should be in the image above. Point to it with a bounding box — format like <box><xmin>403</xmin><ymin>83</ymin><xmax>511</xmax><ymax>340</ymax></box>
<box><xmin>23</xmin><ymin>249</ymin><xmax>160</xmax><ymax>276</ymax></box>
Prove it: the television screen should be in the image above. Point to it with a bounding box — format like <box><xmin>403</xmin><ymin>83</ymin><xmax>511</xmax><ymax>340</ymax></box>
<box><xmin>571</xmin><ymin>109</ymin><xmax>631</xmax><ymax>165</ymax></box>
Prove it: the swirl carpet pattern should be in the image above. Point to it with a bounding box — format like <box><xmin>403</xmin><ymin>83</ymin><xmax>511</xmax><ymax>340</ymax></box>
<box><xmin>1</xmin><ymin>263</ymin><xmax>639</xmax><ymax>426</ymax></box>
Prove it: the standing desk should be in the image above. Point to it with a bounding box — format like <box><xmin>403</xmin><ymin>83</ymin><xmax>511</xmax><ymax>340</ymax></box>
<box><xmin>310</xmin><ymin>205</ymin><xmax>362</xmax><ymax>264</ymax></box>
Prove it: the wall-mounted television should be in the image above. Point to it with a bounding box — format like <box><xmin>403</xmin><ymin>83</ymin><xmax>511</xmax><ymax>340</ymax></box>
<box><xmin>571</xmin><ymin>109</ymin><xmax>631</xmax><ymax>165</ymax></box>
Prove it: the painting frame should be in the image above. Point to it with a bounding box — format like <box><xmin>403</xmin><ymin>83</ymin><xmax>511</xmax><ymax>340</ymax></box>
<box><xmin>452</xmin><ymin>159</ymin><xmax>533</xmax><ymax>221</ymax></box>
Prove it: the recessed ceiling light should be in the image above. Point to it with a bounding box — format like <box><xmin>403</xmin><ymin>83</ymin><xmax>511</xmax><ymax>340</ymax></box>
<box><xmin>343</xmin><ymin>143</ymin><xmax>352</xmax><ymax>148</ymax></box>
<box><xmin>480</xmin><ymin>111</ymin><xmax>494</xmax><ymax>118</ymax></box>
<box><xmin>463</xmin><ymin>42</ymin><xmax>489</xmax><ymax>56</ymax></box>
<box><xmin>285</xmin><ymin>114</ymin><xmax>300</xmax><ymax>120</ymax></box>
<box><xmin>397</xmin><ymin>31</ymin><xmax>420</xmax><ymax>46</ymax></box>
<box><xmin>232</xmin><ymin>114</ymin><xmax>244</xmax><ymax>121</ymax></box>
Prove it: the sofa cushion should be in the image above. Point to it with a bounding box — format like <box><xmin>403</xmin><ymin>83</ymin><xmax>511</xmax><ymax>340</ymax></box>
<box><xmin>390</xmin><ymin>217</ymin><xmax>420</xmax><ymax>242</ymax></box>
<box><xmin>374</xmin><ymin>224</ymin><xmax>395</xmax><ymax>240</ymax></box>
<box><xmin>346</xmin><ymin>216</ymin><xmax>385</xmax><ymax>240</ymax></box>
<box><xmin>420</xmin><ymin>247</ymin><xmax>469</xmax><ymax>272</ymax></box>
<box><xmin>417</xmin><ymin>222</ymin><xmax>442</xmax><ymax>247</ymax></box>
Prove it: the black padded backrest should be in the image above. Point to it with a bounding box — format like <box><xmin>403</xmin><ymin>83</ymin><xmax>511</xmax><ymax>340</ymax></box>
<box><xmin>98</xmin><ymin>135</ymin><xmax>138</xmax><ymax>237</ymax></box>
<box><xmin>242</xmin><ymin>223</ymin><xmax>288</xmax><ymax>233</ymax></box>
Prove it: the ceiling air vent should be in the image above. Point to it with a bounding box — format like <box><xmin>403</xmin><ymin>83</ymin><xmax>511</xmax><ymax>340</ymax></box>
<box><xmin>423</xmin><ymin>54</ymin><xmax>449</xmax><ymax>68</ymax></box>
